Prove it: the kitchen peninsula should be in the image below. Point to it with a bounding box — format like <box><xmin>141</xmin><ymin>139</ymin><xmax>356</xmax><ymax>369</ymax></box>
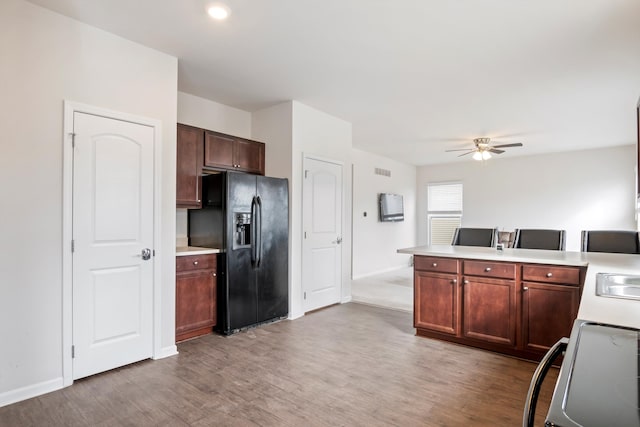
<box><xmin>398</xmin><ymin>245</ymin><xmax>640</xmax><ymax>361</ymax></box>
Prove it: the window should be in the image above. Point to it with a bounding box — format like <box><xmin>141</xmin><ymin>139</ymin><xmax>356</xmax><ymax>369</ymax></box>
<box><xmin>427</xmin><ymin>182</ymin><xmax>463</xmax><ymax>245</ymax></box>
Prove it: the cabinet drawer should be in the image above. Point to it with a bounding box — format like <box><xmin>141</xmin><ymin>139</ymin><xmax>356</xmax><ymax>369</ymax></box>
<box><xmin>463</xmin><ymin>260</ymin><xmax>516</xmax><ymax>280</ymax></box>
<box><xmin>522</xmin><ymin>264</ymin><xmax>581</xmax><ymax>286</ymax></box>
<box><xmin>176</xmin><ymin>254</ymin><xmax>216</xmax><ymax>272</ymax></box>
<box><xmin>414</xmin><ymin>256</ymin><xmax>459</xmax><ymax>274</ymax></box>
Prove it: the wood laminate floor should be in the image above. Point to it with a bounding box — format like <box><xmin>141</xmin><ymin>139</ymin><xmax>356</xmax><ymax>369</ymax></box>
<box><xmin>0</xmin><ymin>303</ymin><xmax>557</xmax><ymax>426</ymax></box>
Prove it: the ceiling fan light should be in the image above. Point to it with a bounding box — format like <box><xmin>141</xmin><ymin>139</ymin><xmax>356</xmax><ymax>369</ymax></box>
<box><xmin>482</xmin><ymin>151</ymin><xmax>492</xmax><ymax>160</ymax></box>
<box><xmin>472</xmin><ymin>151</ymin><xmax>483</xmax><ymax>161</ymax></box>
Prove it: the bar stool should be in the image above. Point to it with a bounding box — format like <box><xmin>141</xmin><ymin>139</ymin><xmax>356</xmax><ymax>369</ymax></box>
<box><xmin>513</xmin><ymin>229</ymin><xmax>566</xmax><ymax>251</ymax></box>
<box><xmin>451</xmin><ymin>227</ymin><xmax>497</xmax><ymax>247</ymax></box>
<box><xmin>580</xmin><ymin>230</ymin><xmax>640</xmax><ymax>254</ymax></box>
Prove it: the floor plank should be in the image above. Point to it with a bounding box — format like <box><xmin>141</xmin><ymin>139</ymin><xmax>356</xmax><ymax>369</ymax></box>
<box><xmin>0</xmin><ymin>303</ymin><xmax>556</xmax><ymax>426</ymax></box>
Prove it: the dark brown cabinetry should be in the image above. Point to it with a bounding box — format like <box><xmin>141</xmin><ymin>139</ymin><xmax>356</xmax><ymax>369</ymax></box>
<box><xmin>413</xmin><ymin>255</ymin><xmax>585</xmax><ymax>361</ymax></box>
<box><xmin>462</xmin><ymin>260</ymin><xmax>517</xmax><ymax>347</ymax></box>
<box><xmin>175</xmin><ymin>253</ymin><xmax>217</xmax><ymax>342</ymax></box>
<box><xmin>204</xmin><ymin>131</ymin><xmax>265</xmax><ymax>175</ymax></box>
<box><xmin>176</xmin><ymin>124</ymin><xmax>204</xmax><ymax>208</ymax></box>
<box><xmin>521</xmin><ymin>264</ymin><xmax>581</xmax><ymax>354</ymax></box>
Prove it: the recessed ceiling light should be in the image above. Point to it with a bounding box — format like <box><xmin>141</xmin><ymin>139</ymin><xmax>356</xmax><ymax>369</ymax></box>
<box><xmin>208</xmin><ymin>4</ymin><xmax>230</xmax><ymax>20</ymax></box>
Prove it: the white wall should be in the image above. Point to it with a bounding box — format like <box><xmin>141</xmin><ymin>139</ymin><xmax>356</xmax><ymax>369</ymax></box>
<box><xmin>0</xmin><ymin>0</ymin><xmax>178</xmax><ymax>405</ymax></box>
<box><xmin>176</xmin><ymin>92</ymin><xmax>253</xmax><ymax>243</ymax></box>
<box><xmin>177</xmin><ymin>92</ymin><xmax>252</xmax><ymax>138</ymax></box>
<box><xmin>417</xmin><ymin>145</ymin><xmax>637</xmax><ymax>251</ymax></box>
<box><xmin>352</xmin><ymin>149</ymin><xmax>417</xmax><ymax>278</ymax></box>
<box><xmin>292</xmin><ymin>102</ymin><xmax>353</xmax><ymax>310</ymax></box>
<box><xmin>253</xmin><ymin>101</ymin><xmax>353</xmax><ymax>318</ymax></box>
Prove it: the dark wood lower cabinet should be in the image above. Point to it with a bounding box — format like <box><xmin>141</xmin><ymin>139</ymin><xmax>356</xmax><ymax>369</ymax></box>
<box><xmin>463</xmin><ymin>277</ymin><xmax>517</xmax><ymax>347</ymax></box>
<box><xmin>176</xmin><ymin>254</ymin><xmax>217</xmax><ymax>342</ymax></box>
<box><xmin>414</xmin><ymin>271</ymin><xmax>459</xmax><ymax>335</ymax></box>
<box><xmin>414</xmin><ymin>255</ymin><xmax>585</xmax><ymax>361</ymax></box>
<box><xmin>522</xmin><ymin>282</ymin><xmax>580</xmax><ymax>353</ymax></box>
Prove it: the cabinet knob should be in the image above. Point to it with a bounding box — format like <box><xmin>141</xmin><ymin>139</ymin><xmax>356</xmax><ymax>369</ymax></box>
<box><xmin>193</xmin><ymin>261</ymin><xmax>198</xmax><ymax>265</ymax></box>
<box><xmin>197</xmin><ymin>199</ymin><xmax>201</xmax><ymax>203</ymax></box>
<box><xmin>212</xmin><ymin>272</ymin><xmax>216</xmax><ymax>277</ymax></box>
<box><xmin>451</xmin><ymin>279</ymin><xmax>457</xmax><ymax>285</ymax></box>
<box><xmin>485</xmin><ymin>267</ymin><xmax>492</xmax><ymax>272</ymax></box>
<box><xmin>432</xmin><ymin>263</ymin><xmax>438</xmax><ymax>267</ymax></box>
<box><xmin>464</xmin><ymin>280</ymin><xmax>469</xmax><ymax>284</ymax></box>
<box><xmin>523</xmin><ymin>286</ymin><xmax>529</xmax><ymax>291</ymax></box>
<box><xmin>546</xmin><ymin>272</ymin><xmax>553</xmax><ymax>278</ymax></box>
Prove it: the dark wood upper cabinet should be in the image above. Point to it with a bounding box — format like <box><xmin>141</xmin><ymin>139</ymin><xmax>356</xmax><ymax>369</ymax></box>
<box><xmin>204</xmin><ymin>130</ymin><xmax>265</xmax><ymax>175</ymax></box>
<box><xmin>637</xmin><ymin>98</ymin><xmax>639</xmax><ymax>201</ymax></box>
<box><xmin>176</xmin><ymin>124</ymin><xmax>203</xmax><ymax>208</ymax></box>
<box><xmin>204</xmin><ymin>132</ymin><xmax>235</xmax><ymax>170</ymax></box>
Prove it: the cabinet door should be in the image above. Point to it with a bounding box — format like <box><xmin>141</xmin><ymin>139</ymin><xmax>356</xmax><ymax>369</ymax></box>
<box><xmin>414</xmin><ymin>271</ymin><xmax>460</xmax><ymax>335</ymax></box>
<box><xmin>176</xmin><ymin>124</ymin><xmax>203</xmax><ymax>208</ymax></box>
<box><xmin>204</xmin><ymin>131</ymin><xmax>235</xmax><ymax>170</ymax></box>
<box><xmin>463</xmin><ymin>278</ymin><xmax>517</xmax><ymax>346</ymax></box>
<box><xmin>175</xmin><ymin>270</ymin><xmax>217</xmax><ymax>341</ymax></box>
<box><xmin>522</xmin><ymin>282</ymin><xmax>579</xmax><ymax>353</ymax></box>
<box><xmin>235</xmin><ymin>138</ymin><xmax>265</xmax><ymax>175</ymax></box>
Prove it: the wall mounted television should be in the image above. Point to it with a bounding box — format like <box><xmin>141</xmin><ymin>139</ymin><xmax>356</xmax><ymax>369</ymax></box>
<box><xmin>379</xmin><ymin>193</ymin><xmax>404</xmax><ymax>222</ymax></box>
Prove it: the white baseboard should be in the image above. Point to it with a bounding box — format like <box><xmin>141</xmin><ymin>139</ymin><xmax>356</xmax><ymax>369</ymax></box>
<box><xmin>341</xmin><ymin>295</ymin><xmax>353</xmax><ymax>303</ymax></box>
<box><xmin>352</xmin><ymin>265</ymin><xmax>410</xmax><ymax>281</ymax></box>
<box><xmin>0</xmin><ymin>377</ymin><xmax>64</xmax><ymax>408</ymax></box>
<box><xmin>154</xmin><ymin>345</ymin><xmax>178</xmax><ymax>360</ymax></box>
<box><xmin>288</xmin><ymin>310</ymin><xmax>304</xmax><ymax>320</ymax></box>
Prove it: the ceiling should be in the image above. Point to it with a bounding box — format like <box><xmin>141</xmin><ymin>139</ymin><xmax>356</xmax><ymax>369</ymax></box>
<box><xmin>28</xmin><ymin>0</ymin><xmax>640</xmax><ymax>165</ymax></box>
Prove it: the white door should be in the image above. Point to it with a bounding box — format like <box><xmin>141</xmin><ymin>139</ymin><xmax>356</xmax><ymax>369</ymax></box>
<box><xmin>302</xmin><ymin>157</ymin><xmax>343</xmax><ymax>312</ymax></box>
<box><xmin>72</xmin><ymin>112</ymin><xmax>154</xmax><ymax>380</ymax></box>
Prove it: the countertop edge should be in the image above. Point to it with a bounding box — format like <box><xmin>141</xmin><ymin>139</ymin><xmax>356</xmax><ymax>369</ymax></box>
<box><xmin>176</xmin><ymin>246</ymin><xmax>222</xmax><ymax>256</ymax></box>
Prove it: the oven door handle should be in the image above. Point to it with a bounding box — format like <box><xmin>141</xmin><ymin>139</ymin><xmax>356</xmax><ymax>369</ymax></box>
<box><xmin>523</xmin><ymin>337</ymin><xmax>569</xmax><ymax>427</ymax></box>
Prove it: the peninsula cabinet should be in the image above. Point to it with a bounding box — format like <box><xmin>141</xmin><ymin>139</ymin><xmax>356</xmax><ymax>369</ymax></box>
<box><xmin>414</xmin><ymin>256</ymin><xmax>460</xmax><ymax>335</ymax></box>
<box><xmin>413</xmin><ymin>255</ymin><xmax>585</xmax><ymax>361</ymax></box>
<box><xmin>176</xmin><ymin>253</ymin><xmax>217</xmax><ymax>342</ymax></box>
<box><xmin>521</xmin><ymin>264</ymin><xmax>581</xmax><ymax>354</ymax></box>
<box><xmin>204</xmin><ymin>130</ymin><xmax>265</xmax><ymax>175</ymax></box>
<box><xmin>462</xmin><ymin>260</ymin><xmax>517</xmax><ymax>347</ymax></box>
<box><xmin>176</xmin><ymin>124</ymin><xmax>204</xmax><ymax>208</ymax></box>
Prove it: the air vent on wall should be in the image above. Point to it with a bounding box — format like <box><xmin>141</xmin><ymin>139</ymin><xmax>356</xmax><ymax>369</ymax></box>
<box><xmin>374</xmin><ymin>167</ymin><xmax>391</xmax><ymax>177</ymax></box>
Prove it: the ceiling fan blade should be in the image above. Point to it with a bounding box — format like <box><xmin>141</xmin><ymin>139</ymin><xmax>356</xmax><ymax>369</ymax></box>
<box><xmin>457</xmin><ymin>151</ymin><xmax>475</xmax><ymax>157</ymax></box>
<box><xmin>445</xmin><ymin>148</ymin><xmax>474</xmax><ymax>152</ymax></box>
<box><xmin>491</xmin><ymin>143</ymin><xmax>523</xmax><ymax>148</ymax></box>
<box><xmin>489</xmin><ymin>149</ymin><xmax>505</xmax><ymax>154</ymax></box>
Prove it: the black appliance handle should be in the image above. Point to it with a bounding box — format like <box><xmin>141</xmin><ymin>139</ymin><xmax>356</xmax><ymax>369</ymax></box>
<box><xmin>256</xmin><ymin>196</ymin><xmax>262</xmax><ymax>267</ymax></box>
<box><xmin>250</xmin><ymin>196</ymin><xmax>257</xmax><ymax>267</ymax></box>
<box><xmin>523</xmin><ymin>337</ymin><xmax>569</xmax><ymax>427</ymax></box>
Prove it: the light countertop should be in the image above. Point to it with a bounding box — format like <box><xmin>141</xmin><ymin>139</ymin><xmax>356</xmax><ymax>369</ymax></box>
<box><xmin>176</xmin><ymin>246</ymin><xmax>222</xmax><ymax>256</ymax></box>
<box><xmin>398</xmin><ymin>245</ymin><xmax>640</xmax><ymax>329</ymax></box>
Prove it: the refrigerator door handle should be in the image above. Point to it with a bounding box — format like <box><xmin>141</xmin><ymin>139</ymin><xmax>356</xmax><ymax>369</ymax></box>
<box><xmin>250</xmin><ymin>196</ymin><xmax>257</xmax><ymax>266</ymax></box>
<box><xmin>256</xmin><ymin>196</ymin><xmax>263</xmax><ymax>267</ymax></box>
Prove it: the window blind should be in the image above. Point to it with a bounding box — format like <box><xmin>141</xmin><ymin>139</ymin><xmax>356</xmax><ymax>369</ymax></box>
<box><xmin>427</xmin><ymin>183</ymin><xmax>462</xmax><ymax>212</ymax></box>
<box><xmin>429</xmin><ymin>216</ymin><xmax>462</xmax><ymax>245</ymax></box>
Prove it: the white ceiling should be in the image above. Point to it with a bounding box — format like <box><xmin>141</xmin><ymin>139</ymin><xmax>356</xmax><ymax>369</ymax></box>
<box><xmin>28</xmin><ymin>0</ymin><xmax>640</xmax><ymax>165</ymax></box>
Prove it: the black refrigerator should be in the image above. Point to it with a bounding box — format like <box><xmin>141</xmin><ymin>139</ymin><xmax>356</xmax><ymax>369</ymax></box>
<box><xmin>189</xmin><ymin>172</ymin><xmax>289</xmax><ymax>335</ymax></box>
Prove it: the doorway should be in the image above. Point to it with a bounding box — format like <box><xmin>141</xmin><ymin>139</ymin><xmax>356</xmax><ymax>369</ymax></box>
<box><xmin>62</xmin><ymin>102</ymin><xmax>163</xmax><ymax>385</ymax></box>
<box><xmin>302</xmin><ymin>156</ymin><xmax>343</xmax><ymax>312</ymax></box>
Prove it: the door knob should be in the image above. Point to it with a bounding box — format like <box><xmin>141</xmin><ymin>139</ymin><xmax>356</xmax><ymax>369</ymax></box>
<box><xmin>332</xmin><ymin>236</ymin><xmax>343</xmax><ymax>244</ymax></box>
<box><xmin>141</xmin><ymin>248</ymin><xmax>151</xmax><ymax>261</ymax></box>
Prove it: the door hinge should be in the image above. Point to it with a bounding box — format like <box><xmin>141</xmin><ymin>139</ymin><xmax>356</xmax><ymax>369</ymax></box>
<box><xmin>153</xmin><ymin>249</ymin><xmax>156</xmax><ymax>257</ymax></box>
<box><xmin>304</xmin><ymin>292</ymin><xmax>306</xmax><ymax>300</ymax></box>
<box><xmin>71</xmin><ymin>239</ymin><xmax>75</xmax><ymax>253</ymax></box>
<box><xmin>70</xmin><ymin>132</ymin><xmax>76</xmax><ymax>148</ymax></box>
<box><xmin>304</xmin><ymin>231</ymin><xmax>307</xmax><ymax>239</ymax></box>
<box><xmin>304</xmin><ymin>170</ymin><xmax>309</xmax><ymax>178</ymax></box>
<box><xmin>71</xmin><ymin>345</ymin><xmax>75</xmax><ymax>358</ymax></box>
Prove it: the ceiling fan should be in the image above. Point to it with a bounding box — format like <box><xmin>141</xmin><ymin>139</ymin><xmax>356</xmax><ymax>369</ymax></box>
<box><xmin>446</xmin><ymin>137</ymin><xmax>523</xmax><ymax>161</ymax></box>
